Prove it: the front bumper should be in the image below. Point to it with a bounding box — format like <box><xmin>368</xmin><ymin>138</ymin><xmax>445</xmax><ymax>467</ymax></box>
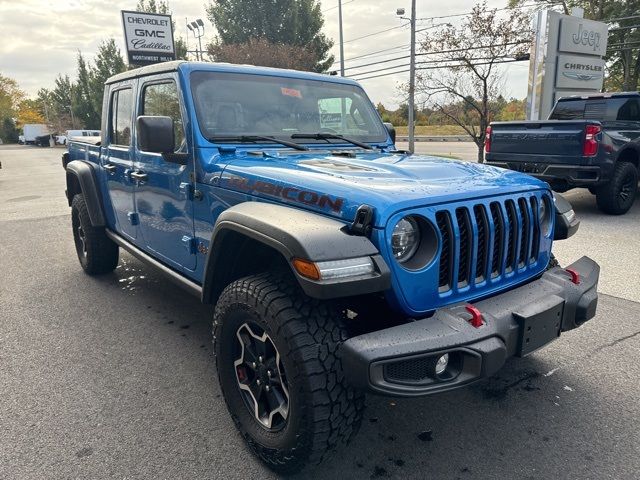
<box><xmin>342</xmin><ymin>256</ymin><xmax>599</xmax><ymax>397</ymax></box>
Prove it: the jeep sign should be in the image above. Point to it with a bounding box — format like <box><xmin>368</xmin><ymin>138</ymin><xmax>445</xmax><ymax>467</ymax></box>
<box><xmin>526</xmin><ymin>10</ymin><xmax>608</xmax><ymax>120</ymax></box>
<box><xmin>558</xmin><ymin>16</ymin><xmax>608</xmax><ymax>56</ymax></box>
<box><xmin>121</xmin><ymin>10</ymin><xmax>176</xmax><ymax>66</ymax></box>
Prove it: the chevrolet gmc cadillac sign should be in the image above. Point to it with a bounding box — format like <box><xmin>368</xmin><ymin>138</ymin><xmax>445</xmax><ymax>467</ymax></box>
<box><xmin>121</xmin><ymin>10</ymin><xmax>176</xmax><ymax>66</ymax></box>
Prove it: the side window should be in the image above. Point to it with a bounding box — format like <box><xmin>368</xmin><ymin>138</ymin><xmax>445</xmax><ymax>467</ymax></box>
<box><xmin>616</xmin><ymin>99</ymin><xmax>640</xmax><ymax>121</ymax></box>
<box><xmin>110</xmin><ymin>88</ymin><xmax>133</xmax><ymax>146</ymax></box>
<box><xmin>142</xmin><ymin>82</ymin><xmax>185</xmax><ymax>151</ymax></box>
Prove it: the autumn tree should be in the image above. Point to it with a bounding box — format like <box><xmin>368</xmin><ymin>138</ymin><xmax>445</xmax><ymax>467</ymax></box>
<box><xmin>16</xmin><ymin>99</ymin><xmax>45</xmax><ymax>128</ymax></box>
<box><xmin>136</xmin><ymin>0</ymin><xmax>188</xmax><ymax>60</ymax></box>
<box><xmin>414</xmin><ymin>2</ymin><xmax>531</xmax><ymax>162</ymax></box>
<box><xmin>206</xmin><ymin>0</ymin><xmax>334</xmax><ymax>72</ymax></box>
<box><xmin>207</xmin><ymin>37</ymin><xmax>317</xmax><ymax>70</ymax></box>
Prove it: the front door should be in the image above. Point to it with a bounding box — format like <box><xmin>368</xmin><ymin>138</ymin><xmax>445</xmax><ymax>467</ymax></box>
<box><xmin>133</xmin><ymin>76</ymin><xmax>196</xmax><ymax>270</ymax></box>
<box><xmin>103</xmin><ymin>86</ymin><xmax>136</xmax><ymax>239</ymax></box>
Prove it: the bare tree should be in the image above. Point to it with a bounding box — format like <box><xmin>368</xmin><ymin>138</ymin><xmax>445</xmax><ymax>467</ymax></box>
<box><xmin>415</xmin><ymin>2</ymin><xmax>531</xmax><ymax>162</ymax></box>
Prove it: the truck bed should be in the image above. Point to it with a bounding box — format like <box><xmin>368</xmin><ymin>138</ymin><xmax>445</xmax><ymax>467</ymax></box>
<box><xmin>487</xmin><ymin>120</ymin><xmax>593</xmax><ymax>160</ymax></box>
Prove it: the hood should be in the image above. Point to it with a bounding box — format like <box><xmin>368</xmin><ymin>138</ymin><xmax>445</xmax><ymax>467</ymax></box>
<box><xmin>206</xmin><ymin>149</ymin><xmax>549</xmax><ymax>227</ymax></box>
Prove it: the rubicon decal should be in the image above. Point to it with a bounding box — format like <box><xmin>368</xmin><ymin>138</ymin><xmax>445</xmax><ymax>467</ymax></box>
<box><xmin>225</xmin><ymin>177</ymin><xmax>345</xmax><ymax>213</ymax></box>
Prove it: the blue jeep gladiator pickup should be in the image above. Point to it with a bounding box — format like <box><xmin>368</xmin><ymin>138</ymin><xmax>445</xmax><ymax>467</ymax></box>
<box><xmin>63</xmin><ymin>61</ymin><xmax>599</xmax><ymax>473</ymax></box>
<box><xmin>486</xmin><ymin>92</ymin><xmax>640</xmax><ymax>215</ymax></box>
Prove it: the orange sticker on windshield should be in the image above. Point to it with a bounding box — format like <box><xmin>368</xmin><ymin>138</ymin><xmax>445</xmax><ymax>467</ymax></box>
<box><xmin>281</xmin><ymin>87</ymin><xmax>302</xmax><ymax>98</ymax></box>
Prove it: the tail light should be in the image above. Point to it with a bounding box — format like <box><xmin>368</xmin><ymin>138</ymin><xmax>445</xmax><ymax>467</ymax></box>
<box><xmin>583</xmin><ymin>124</ymin><xmax>601</xmax><ymax>156</ymax></box>
<box><xmin>484</xmin><ymin>126</ymin><xmax>492</xmax><ymax>152</ymax></box>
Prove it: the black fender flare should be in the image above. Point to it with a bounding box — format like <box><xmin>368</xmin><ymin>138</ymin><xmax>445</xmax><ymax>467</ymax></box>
<box><xmin>65</xmin><ymin>160</ymin><xmax>106</xmax><ymax>226</ymax></box>
<box><xmin>553</xmin><ymin>192</ymin><xmax>579</xmax><ymax>240</ymax></box>
<box><xmin>201</xmin><ymin>202</ymin><xmax>391</xmax><ymax>303</ymax></box>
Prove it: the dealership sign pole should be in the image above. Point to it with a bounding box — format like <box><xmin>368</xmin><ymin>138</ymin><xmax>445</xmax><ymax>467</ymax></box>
<box><xmin>526</xmin><ymin>10</ymin><xmax>608</xmax><ymax>120</ymax></box>
<box><xmin>121</xmin><ymin>10</ymin><xmax>176</xmax><ymax>66</ymax></box>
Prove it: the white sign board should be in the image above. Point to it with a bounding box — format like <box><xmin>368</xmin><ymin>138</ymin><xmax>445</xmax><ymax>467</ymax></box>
<box><xmin>121</xmin><ymin>10</ymin><xmax>175</xmax><ymax>66</ymax></box>
<box><xmin>558</xmin><ymin>17</ymin><xmax>608</xmax><ymax>56</ymax></box>
<box><xmin>526</xmin><ymin>11</ymin><xmax>609</xmax><ymax>120</ymax></box>
<box><xmin>555</xmin><ymin>54</ymin><xmax>605</xmax><ymax>90</ymax></box>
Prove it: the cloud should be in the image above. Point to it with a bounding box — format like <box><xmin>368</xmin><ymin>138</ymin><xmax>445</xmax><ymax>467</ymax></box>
<box><xmin>0</xmin><ymin>0</ymin><xmax>531</xmax><ymax>107</ymax></box>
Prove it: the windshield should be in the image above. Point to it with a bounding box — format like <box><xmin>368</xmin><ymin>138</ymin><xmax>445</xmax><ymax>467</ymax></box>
<box><xmin>190</xmin><ymin>71</ymin><xmax>387</xmax><ymax>144</ymax></box>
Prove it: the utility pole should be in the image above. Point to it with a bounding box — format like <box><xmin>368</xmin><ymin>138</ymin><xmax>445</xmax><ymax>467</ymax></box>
<box><xmin>408</xmin><ymin>0</ymin><xmax>416</xmax><ymax>153</ymax></box>
<box><xmin>398</xmin><ymin>2</ymin><xmax>416</xmax><ymax>153</ymax></box>
<box><xmin>338</xmin><ymin>0</ymin><xmax>345</xmax><ymax>76</ymax></box>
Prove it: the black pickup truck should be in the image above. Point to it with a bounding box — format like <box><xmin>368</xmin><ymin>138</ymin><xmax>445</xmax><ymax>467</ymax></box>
<box><xmin>486</xmin><ymin>92</ymin><xmax>640</xmax><ymax>215</ymax></box>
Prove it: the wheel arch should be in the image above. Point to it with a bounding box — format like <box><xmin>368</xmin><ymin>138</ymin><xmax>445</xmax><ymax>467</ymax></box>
<box><xmin>616</xmin><ymin>146</ymin><xmax>639</xmax><ymax>168</ymax></box>
<box><xmin>65</xmin><ymin>160</ymin><xmax>106</xmax><ymax>227</ymax></box>
<box><xmin>201</xmin><ymin>202</ymin><xmax>390</xmax><ymax>305</ymax></box>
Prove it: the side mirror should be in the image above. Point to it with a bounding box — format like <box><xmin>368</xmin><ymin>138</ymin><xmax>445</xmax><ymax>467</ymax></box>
<box><xmin>137</xmin><ymin>115</ymin><xmax>174</xmax><ymax>153</ymax></box>
<box><xmin>384</xmin><ymin>122</ymin><xmax>396</xmax><ymax>144</ymax></box>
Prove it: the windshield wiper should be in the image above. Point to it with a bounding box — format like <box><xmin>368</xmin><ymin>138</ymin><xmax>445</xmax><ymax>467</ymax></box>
<box><xmin>208</xmin><ymin>135</ymin><xmax>308</xmax><ymax>151</ymax></box>
<box><xmin>291</xmin><ymin>132</ymin><xmax>373</xmax><ymax>150</ymax></box>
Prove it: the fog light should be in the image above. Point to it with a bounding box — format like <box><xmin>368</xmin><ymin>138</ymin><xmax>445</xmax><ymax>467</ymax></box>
<box><xmin>435</xmin><ymin>354</ymin><xmax>449</xmax><ymax>375</ymax></box>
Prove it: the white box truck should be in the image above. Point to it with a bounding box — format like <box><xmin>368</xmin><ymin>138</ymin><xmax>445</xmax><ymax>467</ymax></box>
<box><xmin>22</xmin><ymin>124</ymin><xmax>49</xmax><ymax>145</ymax></box>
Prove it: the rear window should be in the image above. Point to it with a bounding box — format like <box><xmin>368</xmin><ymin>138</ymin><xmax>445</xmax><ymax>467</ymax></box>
<box><xmin>550</xmin><ymin>97</ymin><xmax>640</xmax><ymax>121</ymax></box>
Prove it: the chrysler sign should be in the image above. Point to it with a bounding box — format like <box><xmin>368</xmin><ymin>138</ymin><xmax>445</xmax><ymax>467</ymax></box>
<box><xmin>121</xmin><ymin>10</ymin><xmax>176</xmax><ymax>66</ymax></box>
<box><xmin>556</xmin><ymin>54</ymin><xmax>605</xmax><ymax>90</ymax></box>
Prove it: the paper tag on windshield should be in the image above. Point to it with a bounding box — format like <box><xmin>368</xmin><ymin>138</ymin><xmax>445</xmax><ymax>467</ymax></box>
<box><xmin>281</xmin><ymin>87</ymin><xmax>302</xmax><ymax>98</ymax></box>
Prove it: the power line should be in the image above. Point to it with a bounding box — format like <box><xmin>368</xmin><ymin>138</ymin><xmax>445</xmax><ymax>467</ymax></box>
<box><xmin>415</xmin><ymin>2</ymin><xmax>562</xmax><ymax>23</ymax></box>
<box><xmin>332</xmin><ymin>43</ymin><xmax>409</xmax><ymax>66</ymax></box>
<box><xmin>605</xmin><ymin>14</ymin><xmax>640</xmax><ymax>23</ymax></box>
<box><xmin>322</xmin><ymin>0</ymin><xmax>356</xmax><ymax>13</ymax></box>
<box><xmin>350</xmin><ymin>55</ymin><xmax>517</xmax><ymax>80</ymax></box>
<box><xmin>343</xmin><ymin>23</ymin><xmax>409</xmax><ymax>44</ymax></box>
<box><xmin>353</xmin><ymin>58</ymin><xmax>524</xmax><ymax>81</ymax></box>
<box><xmin>344</xmin><ymin>40</ymin><xmax>529</xmax><ymax>74</ymax></box>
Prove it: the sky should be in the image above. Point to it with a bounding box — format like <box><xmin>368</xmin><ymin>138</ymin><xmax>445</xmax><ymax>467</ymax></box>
<box><xmin>0</xmin><ymin>0</ymin><xmax>533</xmax><ymax>109</ymax></box>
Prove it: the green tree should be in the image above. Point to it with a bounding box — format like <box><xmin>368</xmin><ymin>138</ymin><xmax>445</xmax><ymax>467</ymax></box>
<box><xmin>0</xmin><ymin>74</ymin><xmax>26</xmax><ymax>142</ymax></box>
<box><xmin>205</xmin><ymin>0</ymin><xmax>334</xmax><ymax>72</ymax></box>
<box><xmin>1</xmin><ymin>117</ymin><xmax>19</xmax><ymax>143</ymax></box>
<box><xmin>79</xmin><ymin>39</ymin><xmax>127</xmax><ymax>129</ymax></box>
<box><xmin>73</xmin><ymin>52</ymin><xmax>97</xmax><ymax>128</ymax></box>
<box><xmin>136</xmin><ymin>0</ymin><xmax>188</xmax><ymax>60</ymax></box>
<box><xmin>0</xmin><ymin>74</ymin><xmax>25</xmax><ymax>122</ymax></box>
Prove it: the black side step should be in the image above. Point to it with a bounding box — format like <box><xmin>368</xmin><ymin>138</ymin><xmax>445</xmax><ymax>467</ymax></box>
<box><xmin>105</xmin><ymin>230</ymin><xmax>203</xmax><ymax>298</ymax></box>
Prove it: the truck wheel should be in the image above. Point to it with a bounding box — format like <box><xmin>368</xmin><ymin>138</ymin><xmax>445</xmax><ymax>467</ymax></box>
<box><xmin>596</xmin><ymin>162</ymin><xmax>638</xmax><ymax>215</ymax></box>
<box><xmin>71</xmin><ymin>194</ymin><xmax>119</xmax><ymax>274</ymax></box>
<box><xmin>213</xmin><ymin>273</ymin><xmax>364</xmax><ymax>474</ymax></box>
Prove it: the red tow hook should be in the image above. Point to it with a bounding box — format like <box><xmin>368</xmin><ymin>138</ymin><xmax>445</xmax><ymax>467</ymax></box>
<box><xmin>565</xmin><ymin>268</ymin><xmax>581</xmax><ymax>285</ymax></box>
<box><xmin>465</xmin><ymin>305</ymin><xmax>484</xmax><ymax>328</ymax></box>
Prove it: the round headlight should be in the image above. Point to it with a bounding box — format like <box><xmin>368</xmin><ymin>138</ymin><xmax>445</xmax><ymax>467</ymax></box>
<box><xmin>392</xmin><ymin>216</ymin><xmax>420</xmax><ymax>262</ymax></box>
<box><xmin>539</xmin><ymin>196</ymin><xmax>552</xmax><ymax>236</ymax></box>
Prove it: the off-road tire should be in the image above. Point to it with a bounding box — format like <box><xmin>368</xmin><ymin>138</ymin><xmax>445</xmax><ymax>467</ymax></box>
<box><xmin>213</xmin><ymin>272</ymin><xmax>364</xmax><ymax>474</ymax></box>
<box><xmin>595</xmin><ymin>162</ymin><xmax>638</xmax><ymax>215</ymax></box>
<box><xmin>547</xmin><ymin>253</ymin><xmax>559</xmax><ymax>270</ymax></box>
<box><xmin>71</xmin><ymin>194</ymin><xmax>119</xmax><ymax>274</ymax></box>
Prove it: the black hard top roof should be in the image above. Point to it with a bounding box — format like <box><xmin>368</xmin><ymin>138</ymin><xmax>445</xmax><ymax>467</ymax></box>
<box><xmin>106</xmin><ymin>61</ymin><xmax>186</xmax><ymax>84</ymax></box>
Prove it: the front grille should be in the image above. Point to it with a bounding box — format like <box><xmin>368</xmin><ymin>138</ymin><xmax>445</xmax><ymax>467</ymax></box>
<box><xmin>436</xmin><ymin>196</ymin><xmax>543</xmax><ymax>292</ymax></box>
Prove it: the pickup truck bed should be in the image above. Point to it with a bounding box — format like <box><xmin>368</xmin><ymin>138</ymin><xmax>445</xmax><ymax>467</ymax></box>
<box><xmin>486</xmin><ymin>92</ymin><xmax>640</xmax><ymax>215</ymax></box>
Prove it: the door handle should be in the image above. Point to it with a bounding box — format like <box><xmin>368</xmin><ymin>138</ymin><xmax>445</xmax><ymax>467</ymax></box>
<box><xmin>130</xmin><ymin>171</ymin><xmax>148</xmax><ymax>182</ymax></box>
<box><xmin>104</xmin><ymin>163</ymin><xmax>116</xmax><ymax>174</ymax></box>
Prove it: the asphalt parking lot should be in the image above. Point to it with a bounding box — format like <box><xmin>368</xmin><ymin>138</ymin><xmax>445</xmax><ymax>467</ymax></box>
<box><xmin>1</xmin><ymin>144</ymin><xmax>639</xmax><ymax>479</ymax></box>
